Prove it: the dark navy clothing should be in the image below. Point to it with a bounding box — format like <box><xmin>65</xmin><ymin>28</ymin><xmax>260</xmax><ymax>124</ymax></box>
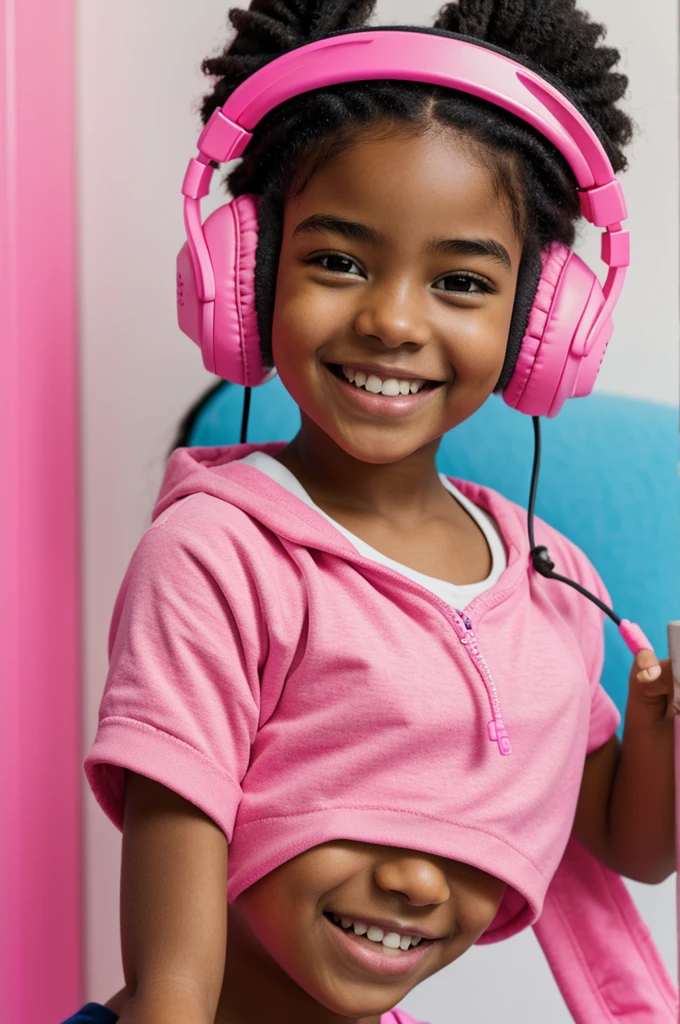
<box><xmin>59</xmin><ymin>1004</ymin><xmax>118</xmax><ymax>1023</ymax></box>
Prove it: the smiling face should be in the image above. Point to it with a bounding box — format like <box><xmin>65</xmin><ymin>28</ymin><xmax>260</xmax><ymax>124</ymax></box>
<box><xmin>220</xmin><ymin>840</ymin><xmax>506</xmax><ymax>1022</ymax></box>
<box><xmin>270</xmin><ymin>124</ymin><xmax>523</xmax><ymax>467</ymax></box>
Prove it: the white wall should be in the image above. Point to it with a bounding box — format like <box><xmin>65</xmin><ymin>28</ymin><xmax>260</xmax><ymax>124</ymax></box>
<box><xmin>78</xmin><ymin>0</ymin><xmax>679</xmax><ymax>1015</ymax></box>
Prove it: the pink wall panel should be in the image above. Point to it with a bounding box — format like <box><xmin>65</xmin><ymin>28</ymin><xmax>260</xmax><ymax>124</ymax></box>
<box><xmin>0</xmin><ymin>0</ymin><xmax>82</xmax><ymax>1020</ymax></box>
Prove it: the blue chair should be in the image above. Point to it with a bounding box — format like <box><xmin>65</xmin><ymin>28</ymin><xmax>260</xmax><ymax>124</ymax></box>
<box><xmin>188</xmin><ymin>376</ymin><xmax>678</xmax><ymax>721</ymax></box>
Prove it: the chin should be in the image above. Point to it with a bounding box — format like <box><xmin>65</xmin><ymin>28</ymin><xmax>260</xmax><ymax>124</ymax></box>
<box><xmin>310</xmin><ymin>980</ymin><xmax>407</xmax><ymax>1019</ymax></box>
<box><xmin>329</xmin><ymin>425</ymin><xmax>437</xmax><ymax>465</ymax></box>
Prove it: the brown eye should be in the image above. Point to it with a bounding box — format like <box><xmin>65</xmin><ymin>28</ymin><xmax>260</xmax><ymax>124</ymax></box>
<box><xmin>307</xmin><ymin>253</ymin><xmax>363</xmax><ymax>276</ymax></box>
<box><xmin>434</xmin><ymin>274</ymin><xmax>492</xmax><ymax>294</ymax></box>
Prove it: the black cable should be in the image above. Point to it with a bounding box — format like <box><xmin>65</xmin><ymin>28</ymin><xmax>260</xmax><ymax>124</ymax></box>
<box><xmin>240</xmin><ymin>386</ymin><xmax>252</xmax><ymax>444</ymax></box>
<box><xmin>528</xmin><ymin>415</ymin><xmax>621</xmax><ymax>626</ymax></box>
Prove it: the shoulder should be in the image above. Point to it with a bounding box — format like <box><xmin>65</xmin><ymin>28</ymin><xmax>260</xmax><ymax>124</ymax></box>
<box><xmin>526</xmin><ymin>512</ymin><xmax>612</xmax><ymax>682</ymax></box>
<box><xmin>144</xmin><ymin>491</ymin><xmax>298</xmax><ymax>579</ymax></box>
<box><xmin>151</xmin><ymin>490</ymin><xmax>268</xmax><ymax>545</ymax></box>
<box><xmin>114</xmin><ymin>493</ymin><xmax>306</xmax><ymax>639</ymax></box>
<box><xmin>458</xmin><ymin>478</ymin><xmax>611</xmax><ymax>650</ymax></box>
<box><xmin>452</xmin><ymin>476</ymin><xmax>608</xmax><ymax>601</ymax></box>
<box><xmin>532</xmin><ymin>512</ymin><xmax>610</xmax><ymax>608</ymax></box>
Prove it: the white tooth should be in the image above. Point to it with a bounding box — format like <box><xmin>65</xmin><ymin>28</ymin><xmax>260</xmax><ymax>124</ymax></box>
<box><xmin>365</xmin><ymin>375</ymin><xmax>383</xmax><ymax>394</ymax></box>
<box><xmin>398</xmin><ymin>381</ymin><xmax>411</xmax><ymax>395</ymax></box>
<box><xmin>341</xmin><ymin>917</ymin><xmax>352</xmax><ymax>929</ymax></box>
<box><xmin>353</xmin><ymin>921</ymin><xmax>368</xmax><ymax>935</ymax></box>
<box><xmin>382</xmin><ymin>932</ymin><xmax>402</xmax><ymax>949</ymax></box>
<box><xmin>354</xmin><ymin>370</ymin><xmax>367</xmax><ymax>388</ymax></box>
<box><xmin>380</xmin><ymin>378</ymin><xmax>401</xmax><ymax>397</ymax></box>
<box><xmin>411</xmin><ymin>937</ymin><xmax>422</xmax><ymax>946</ymax></box>
<box><xmin>342</xmin><ymin>365</ymin><xmax>356</xmax><ymax>382</ymax></box>
<box><xmin>399</xmin><ymin>935</ymin><xmax>412</xmax><ymax>950</ymax></box>
<box><xmin>366</xmin><ymin>926</ymin><xmax>385</xmax><ymax>942</ymax></box>
<box><xmin>409</xmin><ymin>380</ymin><xmax>421</xmax><ymax>394</ymax></box>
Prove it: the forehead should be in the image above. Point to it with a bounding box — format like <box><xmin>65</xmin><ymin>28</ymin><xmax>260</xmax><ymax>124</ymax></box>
<box><xmin>284</xmin><ymin>128</ymin><xmax>518</xmax><ymax>246</ymax></box>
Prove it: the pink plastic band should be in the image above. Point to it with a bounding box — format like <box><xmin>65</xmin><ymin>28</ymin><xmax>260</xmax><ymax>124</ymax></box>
<box><xmin>601</xmin><ymin>229</ymin><xmax>630</xmax><ymax>269</ymax></box>
<box><xmin>219</xmin><ymin>32</ymin><xmax>618</xmax><ymax>193</ymax></box>
<box><xmin>581</xmin><ymin>265</ymin><xmax>627</xmax><ymax>357</ymax></box>
<box><xmin>182</xmin><ymin>158</ymin><xmax>214</xmax><ymax>200</ymax></box>
<box><xmin>183</xmin><ymin>197</ymin><xmax>215</xmax><ymax>302</ymax></box>
<box><xmin>618</xmin><ymin>619</ymin><xmax>654</xmax><ymax>656</ymax></box>
<box><xmin>578</xmin><ymin>179</ymin><xmax>627</xmax><ymax>227</ymax></box>
<box><xmin>197</xmin><ymin>108</ymin><xmax>253</xmax><ymax>163</ymax></box>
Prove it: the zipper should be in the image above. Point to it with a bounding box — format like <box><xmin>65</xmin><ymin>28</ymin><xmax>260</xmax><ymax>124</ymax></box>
<box><xmin>453</xmin><ymin>610</ymin><xmax>512</xmax><ymax>756</ymax></box>
<box><xmin>233</xmin><ymin>461</ymin><xmax>522</xmax><ymax>756</ymax></box>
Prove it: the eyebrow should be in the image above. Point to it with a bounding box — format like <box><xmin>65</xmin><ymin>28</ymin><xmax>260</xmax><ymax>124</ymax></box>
<box><xmin>292</xmin><ymin>214</ymin><xmax>512</xmax><ymax>272</ymax></box>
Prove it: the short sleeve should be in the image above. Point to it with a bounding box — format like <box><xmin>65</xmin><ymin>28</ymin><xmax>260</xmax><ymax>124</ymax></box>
<box><xmin>84</xmin><ymin>511</ymin><xmax>263</xmax><ymax>840</ymax></box>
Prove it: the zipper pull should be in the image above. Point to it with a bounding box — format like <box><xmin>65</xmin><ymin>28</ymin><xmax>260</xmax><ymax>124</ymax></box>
<box><xmin>487</xmin><ymin>719</ymin><xmax>512</xmax><ymax>756</ymax></box>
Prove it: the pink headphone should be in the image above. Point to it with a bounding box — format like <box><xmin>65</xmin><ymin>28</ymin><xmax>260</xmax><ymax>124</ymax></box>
<box><xmin>176</xmin><ymin>30</ymin><xmax>630</xmax><ymax>419</ymax></box>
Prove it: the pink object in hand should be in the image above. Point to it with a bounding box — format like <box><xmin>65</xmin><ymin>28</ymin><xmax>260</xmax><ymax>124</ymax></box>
<box><xmin>618</xmin><ymin>618</ymin><xmax>653</xmax><ymax>655</ymax></box>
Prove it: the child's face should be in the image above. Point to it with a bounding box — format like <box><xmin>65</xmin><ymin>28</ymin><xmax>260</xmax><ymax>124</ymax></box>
<box><xmin>271</xmin><ymin>126</ymin><xmax>523</xmax><ymax>465</ymax></box>
<box><xmin>223</xmin><ymin>839</ymin><xmax>505</xmax><ymax>1020</ymax></box>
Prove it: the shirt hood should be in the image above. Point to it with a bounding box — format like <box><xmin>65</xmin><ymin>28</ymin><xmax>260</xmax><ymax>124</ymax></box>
<box><xmin>154</xmin><ymin>441</ymin><xmax>531</xmax><ymax>576</ymax></box>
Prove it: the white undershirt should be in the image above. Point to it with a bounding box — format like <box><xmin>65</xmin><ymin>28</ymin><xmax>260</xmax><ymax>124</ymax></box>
<box><xmin>238</xmin><ymin>452</ymin><xmax>507</xmax><ymax>610</ymax></box>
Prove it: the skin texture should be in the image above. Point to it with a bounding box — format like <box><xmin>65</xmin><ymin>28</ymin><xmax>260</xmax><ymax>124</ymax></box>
<box><xmin>271</xmin><ymin>125</ymin><xmax>521</xmax><ymax>534</ymax></box>
<box><xmin>101</xmin><ymin>125</ymin><xmax>674</xmax><ymax>1023</ymax></box>
<box><xmin>271</xmin><ymin>125</ymin><xmax>522</xmax><ymax>592</ymax></box>
<box><xmin>216</xmin><ymin>841</ymin><xmax>506</xmax><ymax>1023</ymax></box>
<box><xmin>104</xmin><ymin>836</ymin><xmax>505</xmax><ymax>1024</ymax></box>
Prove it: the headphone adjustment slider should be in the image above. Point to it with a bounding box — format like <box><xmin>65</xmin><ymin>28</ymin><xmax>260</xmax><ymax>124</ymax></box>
<box><xmin>578</xmin><ymin>179</ymin><xmax>627</xmax><ymax>227</ymax></box>
<box><xmin>601</xmin><ymin>229</ymin><xmax>630</xmax><ymax>268</ymax></box>
<box><xmin>197</xmin><ymin>108</ymin><xmax>253</xmax><ymax>164</ymax></box>
<box><xmin>182</xmin><ymin>158</ymin><xmax>214</xmax><ymax>200</ymax></box>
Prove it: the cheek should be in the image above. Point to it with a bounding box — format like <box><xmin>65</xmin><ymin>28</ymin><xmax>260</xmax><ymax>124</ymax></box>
<box><xmin>234</xmin><ymin>884</ymin><xmax>306</xmax><ymax>969</ymax></box>
<box><xmin>234</xmin><ymin>857</ymin><xmax>329</xmax><ymax>950</ymax></box>
<box><xmin>454</xmin><ymin>880</ymin><xmax>507</xmax><ymax>943</ymax></box>
<box><xmin>442</xmin><ymin>298</ymin><xmax>516</xmax><ymax>383</ymax></box>
<box><xmin>272</xmin><ymin>268</ymin><xmax>343</xmax><ymax>358</ymax></box>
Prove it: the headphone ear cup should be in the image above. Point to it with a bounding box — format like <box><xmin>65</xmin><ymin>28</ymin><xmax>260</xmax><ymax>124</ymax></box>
<box><xmin>176</xmin><ymin>193</ymin><xmax>272</xmax><ymax>386</ymax></box>
<box><xmin>206</xmin><ymin>193</ymin><xmax>272</xmax><ymax>386</ymax></box>
<box><xmin>502</xmin><ymin>243</ymin><xmax>607</xmax><ymax>417</ymax></box>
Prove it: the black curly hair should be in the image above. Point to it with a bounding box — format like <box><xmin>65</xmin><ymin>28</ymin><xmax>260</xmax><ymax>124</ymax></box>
<box><xmin>169</xmin><ymin>0</ymin><xmax>633</xmax><ymax>453</ymax></box>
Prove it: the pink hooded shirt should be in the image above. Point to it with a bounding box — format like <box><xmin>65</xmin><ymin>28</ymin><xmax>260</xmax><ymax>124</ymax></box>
<box><xmin>84</xmin><ymin>442</ymin><xmax>676</xmax><ymax>1022</ymax></box>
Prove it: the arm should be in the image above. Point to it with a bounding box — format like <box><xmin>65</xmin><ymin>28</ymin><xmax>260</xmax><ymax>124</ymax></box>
<box><xmin>116</xmin><ymin>771</ymin><xmax>228</xmax><ymax>1024</ymax></box>
<box><xmin>572</xmin><ymin>652</ymin><xmax>675</xmax><ymax>885</ymax></box>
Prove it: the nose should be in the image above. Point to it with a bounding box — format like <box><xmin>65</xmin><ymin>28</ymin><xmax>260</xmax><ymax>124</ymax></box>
<box><xmin>373</xmin><ymin>851</ymin><xmax>452</xmax><ymax>907</ymax></box>
<box><xmin>352</xmin><ymin>276</ymin><xmax>431</xmax><ymax>350</ymax></box>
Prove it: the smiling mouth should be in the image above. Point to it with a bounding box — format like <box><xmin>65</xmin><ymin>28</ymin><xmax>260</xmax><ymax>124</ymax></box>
<box><xmin>323</xmin><ymin>912</ymin><xmax>437</xmax><ymax>952</ymax></box>
<box><xmin>325</xmin><ymin>364</ymin><xmax>444</xmax><ymax>395</ymax></box>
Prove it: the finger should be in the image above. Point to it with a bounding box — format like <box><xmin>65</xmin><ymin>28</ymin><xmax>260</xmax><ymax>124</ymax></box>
<box><xmin>634</xmin><ymin>648</ymin><xmax>662</xmax><ymax>682</ymax></box>
<box><xmin>638</xmin><ymin>666</ymin><xmax>662</xmax><ymax>682</ymax></box>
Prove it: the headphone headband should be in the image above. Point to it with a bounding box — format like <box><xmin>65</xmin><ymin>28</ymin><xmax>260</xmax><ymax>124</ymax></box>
<box><xmin>206</xmin><ymin>32</ymin><xmax>617</xmax><ymax>193</ymax></box>
<box><xmin>180</xmin><ymin>29</ymin><xmax>630</xmax><ymax>363</ymax></box>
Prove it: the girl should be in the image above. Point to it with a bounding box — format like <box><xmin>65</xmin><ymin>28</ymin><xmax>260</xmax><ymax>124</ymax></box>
<box><xmin>68</xmin><ymin>1</ymin><xmax>676</xmax><ymax>1022</ymax></box>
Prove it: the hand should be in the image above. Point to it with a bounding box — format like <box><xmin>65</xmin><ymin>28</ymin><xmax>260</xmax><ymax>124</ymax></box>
<box><xmin>628</xmin><ymin>649</ymin><xmax>674</xmax><ymax>722</ymax></box>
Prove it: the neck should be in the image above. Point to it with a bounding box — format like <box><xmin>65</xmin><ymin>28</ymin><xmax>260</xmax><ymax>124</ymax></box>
<box><xmin>275</xmin><ymin>415</ymin><xmax>447</xmax><ymax>524</ymax></box>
